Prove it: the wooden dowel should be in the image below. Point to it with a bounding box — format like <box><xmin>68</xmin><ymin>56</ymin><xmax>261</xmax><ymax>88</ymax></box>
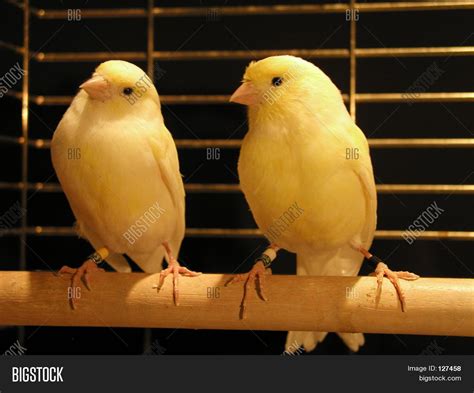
<box><xmin>0</xmin><ymin>272</ymin><xmax>472</xmax><ymax>336</ymax></box>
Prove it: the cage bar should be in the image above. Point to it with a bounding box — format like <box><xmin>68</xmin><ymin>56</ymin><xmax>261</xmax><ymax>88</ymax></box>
<box><xmin>2</xmin><ymin>136</ymin><xmax>474</xmax><ymax>149</ymax></box>
<box><xmin>5</xmin><ymin>91</ymin><xmax>474</xmax><ymax>105</ymax></box>
<box><xmin>34</xmin><ymin>2</ymin><xmax>474</xmax><ymax>19</ymax></box>
<box><xmin>33</xmin><ymin>46</ymin><xmax>474</xmax><ymax>62</ymax></box>
<box><xmin>0</xmin><ymin>181</ymin><xmax>473</xmax><ymax>195</ymax></box>
<box><xmin>1</xmin><ymin>2</ymin><xmax>473</xmax><ymax>272</ymax></box>
<box><xmin>0</xmin><ymin>226</ymin><xmax>472</xmax><ymax>241</ymax></box>
<box><xmin>19</xmin><ymin>0</ymin><xmax>29</xmax><ymax>271</ymax></box>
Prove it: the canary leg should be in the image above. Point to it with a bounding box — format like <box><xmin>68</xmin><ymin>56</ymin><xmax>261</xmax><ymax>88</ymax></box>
<box><xmin>153</xmin><ymin>242</ymin><xmax>201</xmax><ymax>306</ymax></box>
<box><xmin>227</xmin><ymin>244</ymin><xmax>280</xmax><ymax>319</ymax></box>
<box><xmin>58</xmin><ymin>247</ymin><xmax>109</xmax><ymax>310</ymax></box>
<box><xmin>356</xmin><ymin>246</ymin><xmax>419</xmax><ymax>312</ymax></box>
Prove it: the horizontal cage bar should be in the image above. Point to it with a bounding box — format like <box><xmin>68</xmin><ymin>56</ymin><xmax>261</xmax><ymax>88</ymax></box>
<box><xmin>1</xmin><ymin>136</ymin><xmax>474</xmax><ymax>149</ymax></box>
<box><xmin>34</xmin><ymin>2</ymin><xmax>474</xmax><ymax>19</ymax></box>
<box><xmin>0</xmin><ymin>226</ymin><xmax>472</xmax><ymax>240</ymax></box>
<box><xmin>0</xmin><ymin>182</ymin><xmax>473</xmax><ymax>194</ymax></box>
<box><xmin>34</xmin><ymin>47</ymin><xmax>474</xmax><ymax>62</ymax></box>
<box><xmin>5</xmin><ymin>91</ymin><xmax>474</xmax><ymax>105</ymax></box>
<box><xmin>0</xmin><ymin>40</ymin><xmax>24</xmax><ymax>55</ymax></box>
<box><xmin>175</xmin><ymin>138</ymin><xmax>474</xmax><ymax>149</ymax></box>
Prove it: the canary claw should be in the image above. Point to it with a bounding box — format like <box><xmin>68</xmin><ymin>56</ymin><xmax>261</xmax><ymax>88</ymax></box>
<box><xmin>58</xmin><ymin>260</ymin><xmax>105</xmax><ymax>310</ymax></box>
<box><xmin>372</xmin><ymin>262</ymin><xmax>419</xmax><ymax>312</ymax></box>
<box><xmin>227</xmin><ymin>261</ymin><xmax>269</xmax><ymax>319</ymax></box>
<box><xmin>153</xmin><ymin>259</ymin><xmax>201</xmax><ymax>306</ymax></box>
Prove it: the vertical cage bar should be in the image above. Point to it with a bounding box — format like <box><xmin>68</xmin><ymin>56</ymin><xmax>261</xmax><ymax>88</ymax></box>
<box><xmin>146</xmin><ymin>0</ymin><xmax>155</xmax><ymax>78</ymax></box>
<box><xmin>144</xmin><ymin>0</ymin><xmax>155</xmax><ymax>354</ymax></box>
<box><xmin>18</xmin><ymin>0</ymin><xmax>30</xmax><ymax>347</ymax></box>
<box><xmin>20</xmin><ymin>0</ymin><xmax>30</xmax><ymax>270</ymax></box>
<box><xmin>349</xmin><ymin>0</ymin><xmax>357</xmax><ymax>120</ymax></box>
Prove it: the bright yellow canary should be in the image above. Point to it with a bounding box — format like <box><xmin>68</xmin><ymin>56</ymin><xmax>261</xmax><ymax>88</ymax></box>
<box><xmin>230</xmin><ymin>55</ymin><xmax>419</xmax><ymax>353</ymax></box>
<box><xmin>51</xmin><ymin>60</ymin><xmax>200</xmax><ymax>308</ymax></box>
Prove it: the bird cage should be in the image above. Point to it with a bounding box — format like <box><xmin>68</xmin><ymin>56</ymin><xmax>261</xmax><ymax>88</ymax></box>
<box><xmin>0</xmin><ymin>0</ymin><xmax>473</xmax><ymax>355</ymax></box>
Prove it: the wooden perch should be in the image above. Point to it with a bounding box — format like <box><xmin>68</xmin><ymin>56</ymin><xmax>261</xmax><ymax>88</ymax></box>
<box><xmin>0</xmin><ymin>271</ymin><xmax>472</xmax><ymax>336</ymax></box>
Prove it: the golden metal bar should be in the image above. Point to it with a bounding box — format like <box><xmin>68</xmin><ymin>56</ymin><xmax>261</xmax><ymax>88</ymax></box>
<box><xmin>184</xmin><ymin>184</ymin><xmax>474</xmax><ymax>194</ymax></box>
<box><xmin>177</xmin><ymin>138</ymin><xmax>474</xmax><ymax>149</ymax></box>
<box><xmin>191</xmin><ymin>229</ymin><xmax>474</xmax><ymax>241</ymax></box>
<box><xmin>368</xmin><ymin>138</ymin><xmax>474</xmax><ymax>148</ymax></box>
<box><xmin>144</xmin><ymin>0</ymin><xmax>155</xmax><ymax>353</ymax></box>
<box><xmin>34</xmin><ymin>52</ymin><xmax>146</xmax><ymax>62</ymax></box>
<box><xmin>35</xmin><ymin>8</ymin><xmax>147</xmax><ymax>19</ymax></box>
<box><xmin>33</xmin><ymin>47</ymin><xmax>474</xmax><ymax>62</ymax></box>
<box><xmin>1</xmin><ymin>227</ymin><xmax>472</xmax><ymax>241</ymax></box>
<box><xmin>30</xmin><ymin>95</ymin><xmax>72</xmax><ymax>105</ymax></box>
<box><xmin>4</xmin><ymin>0</ymin><xmax>24</xmax><ymax>10</ymax></box>
<box><xmin>375</xmin><ymin>230</ymin><xmax>474</xmax><ymax>241</ymax></box>
<box><xmin>376</xmin><ymin>184</ymin><xmax>474</xmax><ymax>194</ymax></box>
<box><xmin>161</xmin><ymin>48</ymin><xmax>347</xmax><ymax>60</ymax></box>
<box><xmin>357</xmin><ymin>92</ymin><xmax>474</xmax><ymax>103</ymax></box>
<box><xmin>19</xmin><ymin>0</ymin><xmax>29</xmax><ymax>271</ymax></box>
<box><xmin>10</xmin><ymin>92</ymin><xmax>474</xmax><ymax>106</ymax></box>
<box><xmin>349</xmin><ymin>0</ymin><xmax>357</xmax><ymax>120</ymax></box>
<box><xmin>1</xmin><ymin>182</ymin><xmax>472</xmax><ymax>195</ymax></box>
<box><xmin>358</xmin><ymin>1</ymin><xmax>474</xmax><ymax>12</ymax></box>
<box><xmin>357</xmin><ymin>46</ymin><xmax>474</xmax><ymax>57</ymax></box>
<box><xmin>176</xmin><ymin>139</ymin><xmax>242</xmax><ymax>148</ymax></box>
<box><xmin>35</xmin><ymin>49</ymin><xmax>349</xmax><ymax>62</ymax></box>
<box><xmin>161</xmin><ymin>95</ymin><xmax>231</xmax><ymax>104</ymax></box>
<box><xmin>186</xmin><ymin>228</ymin><xmax>261</xmax><ymax>238</ymax></box>
<box><xmin>2</xmin><ymin>137</ymin><xmax>474</xmax><ymax>149</ymax></box>
<box><xmin>0</xmin><ymin>182</ymin><xmax>61</xmax><ymax>192</ymax></box>
<box><xmin>154</xmin><ymin>4</ymin><xmax>350</xmax><ymax>16</ymax></box>
<box><xmin>26</xmin><ymin>137</ymin><xmax>49</xmax><ymax>148</ymax></box>
<box><xmin>0</xmin><ymin>40</ymin><xmax>24</xmax><ymax>55</ymax></box>
<box><xmin>4</xmin><ymin>90</ymin><xmax>22</xmax><ymax>100</ymax></box>
<box><xmin>0</xmin><ymin>136</ymin><xmax>51</xmax><ymax>148</ymax></box>
<box><xmin>34</xmin><ymin>5</ymin><xmax>348</xmax><ymax>19</ymax></box>
<box><xmin>21</xmin><ymin>94</ymin><xmax>232</xmax><ymax>105</ymax></box>
<box><xmin>185</xmin><ymin>183</ymin><xmax>241</xmax><ymax>193</ymax></box>
<box><xmin>0</xmin><ymin>226</ymin><xmax>77</xmax><ymax>236</ymax></box>
<box><xmin>35</xmin><ymin>2</ymin><xmax>474</xmax><ymax>19</ymax></box>
<box><xmin>146</xmin><ymin>0</ymin><xmax>154</xmax><ymax>78</ymax></box>
<box><xmin>0</xmin><ymin>136</ymin><xmax>23</xmax><ymax>145</ymax></box>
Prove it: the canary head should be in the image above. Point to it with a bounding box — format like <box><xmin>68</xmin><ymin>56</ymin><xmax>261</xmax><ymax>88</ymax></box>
<box><xmin>230</xmin><ymin>55</ymin><xmax>344</xmax><ymax>120</ymax></box>
<box><xmin>80</xmin><ymin>60</ymin><xmax>159</xmax><ymax>110</ymax></box>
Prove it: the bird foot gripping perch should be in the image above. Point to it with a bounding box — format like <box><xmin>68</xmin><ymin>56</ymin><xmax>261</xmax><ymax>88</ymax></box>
<box><xmin>227</xmin><ymin>244</ymin><xmax>279</xmax><ymax>319</ymax></box>
<box><xmin>356</xmin><ymin>246</ymin><xmax>420</xmax><ymax>312</ymax></box>
<box><xmin>229</xmin><ymin>243</ymin><xmax>420</xmax><ymax>318</ymax></box>
<box><xmin>152</xmin><ymin>242</ymin><xmax>202</xmax><ymax>306</ymax></box>
<box><xmin>58</xmin><ymin>242</ymin><xmax>202</xmax><ymax>309</ymax></box>
<box><xmin>57</xmin><ymin>247</ymin><xmax>109</xmax><ymax>310</ymax></box>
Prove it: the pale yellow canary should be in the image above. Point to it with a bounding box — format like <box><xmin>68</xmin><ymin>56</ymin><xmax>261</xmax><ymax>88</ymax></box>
<box><xmin>230</xmin><ymin>55</ymin><xmax>419</xmax><ymax>353</ymax></box>
<box><xmin>51</xmin><ymin>60</ymin><xmax>200</xmax><ymax>308</ymax></box>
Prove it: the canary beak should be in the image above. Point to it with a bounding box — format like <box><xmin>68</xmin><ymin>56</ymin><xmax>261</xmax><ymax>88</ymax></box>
<box><xmin>80</xmin><ymin>73</ymin><xmax>111</xmax><ymax>101</ymax></box>
<box><xmin>229</xmin><ymin>82</ymin><xmax>258</xmax><ymax>106</ymax></box>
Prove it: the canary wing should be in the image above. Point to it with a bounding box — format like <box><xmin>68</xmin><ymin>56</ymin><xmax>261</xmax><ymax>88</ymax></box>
<box><xmin>128</xmin><ymin>124</ymin><xmax>185</xmax><ymax>272</ymax></box>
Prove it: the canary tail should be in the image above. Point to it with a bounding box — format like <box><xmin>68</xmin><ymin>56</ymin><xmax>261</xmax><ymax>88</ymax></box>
<box><xmin>128</xmin><ymin>232</ymin><xmax>183</xmax><ymax>273</ymax></box>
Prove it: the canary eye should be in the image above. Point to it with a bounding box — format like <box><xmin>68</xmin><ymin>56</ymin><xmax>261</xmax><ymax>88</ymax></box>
<box><xmin>271</xmin><ymin>77</ymin><xmax>283</xmax><ymax>87</ymax></box>
<box><xmin>122</xmin><ymin>87</ymin><xmax>134</xmax><ymax>95</ymax></box>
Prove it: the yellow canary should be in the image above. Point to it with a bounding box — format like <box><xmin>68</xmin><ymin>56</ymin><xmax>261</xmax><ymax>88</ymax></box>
<box><xmin>230</xmin><ymin>55</ymin><xmax>418</xmax><ymax>352</ymax></box>
<box><xmin>51</xmin><ymin>60</ymin><xmax>200</xmax><ymax>308</ymax></box>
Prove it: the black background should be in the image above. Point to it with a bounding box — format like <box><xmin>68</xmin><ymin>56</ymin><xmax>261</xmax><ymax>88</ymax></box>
<box><xmin>0</xmin><ymin>0</ymin><xmax>473</xmax><ymax>355</ymax></box>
